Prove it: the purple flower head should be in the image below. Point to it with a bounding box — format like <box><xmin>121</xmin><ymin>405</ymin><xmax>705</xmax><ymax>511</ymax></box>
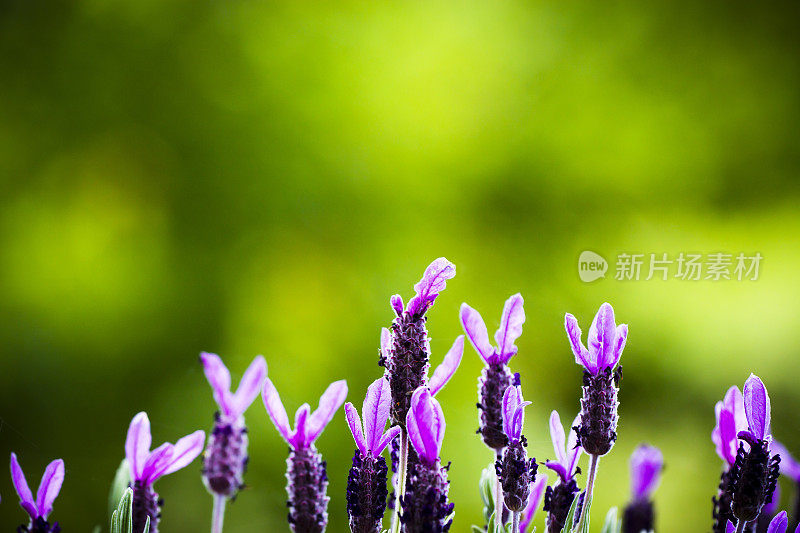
<box><xmin>406</xmin><ymin>387</ymin><xmax>446</xmax><ymax>466</ymax></box>
<box><xmin>125</xmin><ymin>412</ymin><xmax>206</xmax><ymax>486</ymax></box>
<box><xmin>501</xmin><ymin>385</ymin><xmax>531</xmax><ymax>443</ymax></box>
<box><xmin>712</xmin><ymin>386</ymin><xmax>748</xmax><ymax>467</ymax></box>
<box><xmin>397</xmin><ymin>257</ymin><xmax>456</xmax><ymax>318</ymax></box>
<box><xmin>544</xmin><ymin>410</ymin><xmax>583</xmax><ymax>484</ymax></box>
<box><xmin>10</xmin><ymin>452</ymin><xmax>64</xmax><ymax>530</ymax></box>
<box><xmin>518</xmin><ymin>473</ymin><xmax>548</xmax><ymax>533</ymax></box>
<box><xmin>460</xmin><ymin>293</ymin><xmax>525</xmax><ymax>366</ymax></box>
<box><xmin>200</xmin><ymin>352</ymin><xmax>267</xmax><ymax>420</ymax></box>
<box><xmin>771</xmin><ymin>441</ymin><xmax>800</xmax><ymax>482</ymax></box>
<box><xmin>345</xmin><ymin>377</ymin><xmax>402</xmax><ymax>459</ymax></box>
<box><xmin>629</xmin><ymin>444</ymin><xmax>663</xmax><ymax>501</ymax></box>
<box><xmin>565</xmin><ymin>303</ymin><xmax>627</xmax><ymax>376</ymax></box>
<box><xmin>738</xmin><ymin>374</ymin><xmax>772</xmax><ymax>445</ymax></box>
<box><xmin>261</xmin><ymin>377</ymin><xmax>348</xmax><ymax>450</ymax></box>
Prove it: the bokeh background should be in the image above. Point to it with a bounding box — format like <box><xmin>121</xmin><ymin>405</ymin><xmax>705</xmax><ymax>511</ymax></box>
<box><xmin>2</xmin><ymin>1</ymin><xmax>800</xmax><ymax>531</ymax></box>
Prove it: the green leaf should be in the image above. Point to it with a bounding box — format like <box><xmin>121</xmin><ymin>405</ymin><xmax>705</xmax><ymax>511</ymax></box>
<box><xmin>579</xmin><ymin>491</ymin><xmax>593</xmax><ymax>533</ymax></box>
<box><xmin>600</xmin><ymin>507</ymin><xmax>619</xmax><ymax>533</ymax></box>
<box><xmin>108</xmin><ymin>459</ymin><xmax>131</xmax><ymax>522</ymax></box>
<box><xmin>560</xmin><ymin>493</ymin><xmax>580</xmax><ymax>533</ymax></box>
<box><xmin>110</xmin><ymin>487</ymin><xmax>134</xmax><ymax>533</ymax></box>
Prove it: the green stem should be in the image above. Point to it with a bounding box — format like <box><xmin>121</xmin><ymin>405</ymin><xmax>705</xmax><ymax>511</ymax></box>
<box><xmin>574</xmin><ymin>454</ymin><xmax>600</xmax><ymax>532</ymax></box>
<box><xmin>391</xmin><ymin>429</ymin><xmax>409</xmax><ymax>533</ymax></box>
<box><xmin>211</xmin><ymin>494</ymin><xmax>226</xmax><ymax>533</ymax></box>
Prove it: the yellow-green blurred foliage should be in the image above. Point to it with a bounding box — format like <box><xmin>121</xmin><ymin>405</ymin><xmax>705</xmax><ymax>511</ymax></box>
<box><xmin>1</xmin><ymin>1</ymin><xmax>799</xmax><ymax>531</ymax></box>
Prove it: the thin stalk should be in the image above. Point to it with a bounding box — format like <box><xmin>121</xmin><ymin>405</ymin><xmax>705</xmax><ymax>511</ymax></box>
<box><xmin>495</xmin><ymin>475</ymin><xmax>504</xmax><ymax>533</ymax></box>
<box><xmin>211</xmin><ymin>494</ymin><xmax>226</xmax><ymax>533</ymax></box>
<box><xmin>735</xmin><ymin>520</ymin><xmax>747</xmax><ymax>533</ymax></box>
<box><xmin>391</xmin><ymin>429</ymin><xmax>409</xmax><ymax>533</ymax></box>
<box><xmin>574</xmin><ymin>454</ymin><xmax>600</xmax><ymax>532</ymax></box>
<box><xmin>511</xmin><ymin>511</ymin><xmax>520</xmax><ymax>533</ymax></box>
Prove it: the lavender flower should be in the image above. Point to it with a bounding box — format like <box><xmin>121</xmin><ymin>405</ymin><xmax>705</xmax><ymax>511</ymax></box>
<box><xmin>712</xmin><ymin>385</ymin><xmax>748</xmax><ymax>533</ymax></box>
<box><xmin>262</xmin><ymin>377</ymin><xmax>348</xmax><ymax>533</ymax></box>
<box><xmin>10</xmin><ymin>453</ymin><xmax>64</xmax><ymax>533</ymax></box>
<box><xmin>461</xmin><ymin>293</ymin><xmax>525</xmax><ymax>451</ymax></box>
<box><xmin>564</xmin><ymin>302</ymin><xmax>627</xmax><ymax>457</ymax></box>
<box><xmin>770</xmin><ymin>441</ymin><xmax>800</xmax><ymax>530</ymax></box>
<box><xmin>381</xmin><ymin>258</ymin><xmax>456</xmax><ymax>426</ymax></box>
<box><xmin>518</xmin><ymin>473</ymin><xmax>548</xmax><ymax>533</ymax></box>
<box><xmin>496</xmin><ymin>385</ymin><xmax>537</xmax><ymax>513</ymax></box>
<box><xmin>200</xmin><ymin>352</ymin><xmax>267</xmax><ymax>500</ymax></box>
<box><xmin>344</xmin><ymin>377</ymin><xmax>402</xmax><ymax>533</ymax></box>
<box><xmin>401</xmin><ymin>387</ymin><xmax>454</xmax><ymax>533</ymax></box>
<box><xmin>727</xmin><ymin>375</ymin><xmax>781</xmax><ymax>526</ymax></box>
<box><xmin>622</xmin><ymin>444</ymin><xmax>663</xmax><ymax>533</ymax></box>
<box><xmin>125</xmin><ymin>412</ymin><xmax>206</xmax><ymax>533</ymax></box>
<box><xmin>543</xmin><ymin>411</ymin><xmax>583</xmax><ymax>533</ymax></box>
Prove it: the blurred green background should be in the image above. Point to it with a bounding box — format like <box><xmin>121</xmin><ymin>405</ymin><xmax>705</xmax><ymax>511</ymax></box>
<box><xmin>2</xmin><ymin>1</ymin><xmax>800</xmax><ymax>531</ymax></box>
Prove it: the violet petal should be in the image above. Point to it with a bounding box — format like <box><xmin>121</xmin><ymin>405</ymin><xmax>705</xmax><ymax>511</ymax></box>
<box><xmin>767</xmin><ymin>511</ymin><xmax>789</xmax><ymax>533</ymax></box>
<box><xmin>543</xmin><ymin>461</ymin><xmax>568</xmax><ymax>483</ymax></box>
<box><xmin>771</xmin><ymin>441</ymin><xmax>800</xmax><ymax>481</ymax></box>
<box><xmin>587</xmin><ymin>303</ymin><xmax>616</xmax><ymax>370</ymax></box>
<box><xmin>125</xmin><ymin>412</ymin><xmax>152</xmax><ymax>481</ymax></box>
<box><xmin>35</xmin><ymin>458</ymin><xmax>64</xmax><ymax>519</ymax></box>
<box><xmin>390</xmin><ymin>294</ymin><xmax>404</xmax><ymax>316</ymax></box>
<box><xmin>200</xmin><ymin>352</ymin><xmax>234</xmax><ymax>416</ymax></box>
<box><xmin>307</xmin><ymin>380</ymin><xmax>348</xmax><ymax>444</ymax></box>
<box><xmin>519</xmin><ymin>473</ymin><xmax>548</xmax><ymax>533</ymax></box>
<box><xmin>428</xmin><ymin>335</ymin><xmax>465</xmax><ymax>396</ymax></box>
<box><xmin>344</xmin><ymin>402</ymin><xmax>367</xmax><ymax>456</ymax></box>
<box><xmin>261</xmin><ymin>377</ymin><xmax>293</xmax><ymax>444</ymax></box>
<box><xmin>630</xmin><ymin>444</ymin><xmax>663</xmax><ymax>500</ymax></box>
<box><xmin>502</xmin><ymin>386</ymin><xmax>521</xmax><ymax>441</ymax></box>
<box><xmin>566</xmin><ymin>413</ymin><xmax>583</xmax><ymax>476</ymax></box>
<box><xmin>549</xmin><ymin>410</ymin><xmax>567</xmax><ymax>467</ymax></box>
<box><xmin>142</xmin><ymin>442</ymin><xmax>174</xmax><ymax>486</ymax></box>
<box><xmin>406</xmin><ymin>257</ymin><xmax>456</xmax><ymax>315</ymax></box>
<box><xmin>608</xmin><ymin>323</ymin><xmax>628</xmax><ymax>369</ymax></box>
<box><xmin>461</xmin><ymin>303</ymin><xmax>494</xmax><ymax>363</ymax></box>
<box><xmin>743</xmin><ymin>374</ymin><xmax>771</xmax><ymax>440</ymax></box>
<box><xmin>10</xmin><ymin>453</ymin><xmax>38</xmax><ymax>519</ymax></box>
<box><xmin>375</xmin><ymin>425</ymin><xmax>402</xmax><ymax>456</ymax></box>
<box><xmin>565</xmin><ymin>313</ymin><xmax>593</xmax><ymax>373</ymax></box>
<box><xmin>291</xmin><ymin>404</ymin><xmax>311</xmax><ymax>449</ymax></box>
<box><xmin>362</xmin><ymin>377</ymin><xmax>391</xmax><ymax>452</ymax></box>
<box><xmin>380</xmin><ymin>327</ymin><xmax>392</xmax><ymax>363</ymax></box>
<box><xmin>494</xmin><ymin>293</ymin><xmax>525</xmax><ymax>363</ymax></box>
<box><xmin>232</xmin><ymin>355</ymin><xmax>268</xmax><ymax>416</ymax></box>
<box><xmin>161</xmin><ymin>430</ymin><xmax>205</xmax><ymax>477</ymax></box>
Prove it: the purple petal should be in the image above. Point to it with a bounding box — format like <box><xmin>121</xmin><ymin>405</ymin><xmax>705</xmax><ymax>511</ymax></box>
<box><xmin>519</xmin><ymin>473</ymin><xmax>548</xmax><ymax>533</ymax></box>
<box><xmin>549</xmin><ymin>411</ymin><xmax>567</xmax><ymax>467</ymax></box>
<box><xmin>307</xmin><ymin>380</ymin><xmax>348</xmax><ymax>444</ymax></box>
<box><xmin>494</xmin><ymin>293</ymin><xmax>525</xmax><ymax>363</ymax></box>
<box><xmin>35</xmin><ymin>459</ymin><xmax>64</xmax><ymax>519</ymax></box>
<box><xmin>543</xmin><ymin>461</ymin><xmax>568</xmax><ymax>483</ymax></box>
<box><xmin>767</xmin><ymin>511</ymin><xmax>789</xmax><ymax>533</ymax></box>
<box><xmin>161</xmin><ymin>430</ymin><xmax>205</xmax><ymax>477</ymax></box>
<box><xmin>232</xmin><ymin>355</ymin><xmax>268</xmax><ymax>417</ymax></box>
<box><xmin>142</xmin><ymin>443</ymin><xmax>174</xmax><ymax>486</ymax></box>
<box><xmin>763</xmin><ymin>480</ymin><xmax>781</xmax><ymax>516</ymax></box>
<box><xmin>608</xmin><ymin>324</ymin><xmax>627</xmax><ymax>369</ymax></box>
<box><xmin>406</xmin><ymin>257</ymin><xmax>456</xmax><ymax>315</ymax></box>
<box><xmin>587</xmin><ymin>303</ymin><xmax>617</xmax><ymax>370</ymax></box>
<box><xmin>630</xmin><ymin>444</ymin><xmax>663</xmax><ymax>500</ymax></box>
<box><xmin>566</xmin><ymin>413</ymin><xmax>583</xmax><ymax>476</ymax></box>
<box><xmin>290</xmin><ymin>404</ymin><xmax>311</xmax><ymax>449</ymax></box>
<box><xmin>428</xmin><ymin>335</ymin><xmax>464</xmax><ymax>396</ymax></box>
<box><xmin>374</xmin><ymin>425</ymin><xmax>402</xmax><ymax>456</ymax></box>
<box><xmin>380</xmin><ymin>327</ymin><xmax>392</xmax><ymax>364</ymax></box>
<box><xmin>344</xmin><ymin>403</ymin><xmax>367</xmax><ymax>456</ymax></box>
<box><xmin>10</xmin><ymin>453</ymin><xmax>38</xmax><ymax>519</ymax></box>
<box><xmin>461</xmin><ymin>303</ymin><xmax>495</xmax><ymax>364</ymax></box>
<box><xmin>772</xmin><ymin>441</ymin><xmax>800</xmax><ymax>481</ymax></box>
<box><xmin>125</xmin><ymin>412</ymin><xmax>152</xmax><ymax>481</ymax></box>
<box><xmin>261</xmin><ymin>378</ymin><xmax>293</xmax><ymax>444</ymax></box>
<box><xmin>390</xmin><ymin>294</ymin><xmax>404</xmax><ymax>317</ymax></box>
<box><xmin>512</xmin><ymin>402</ymin><xmax>530</xmax><ymax>441</ymax></box>
<box><xmin>200</xmin><ymin>352</ymin><xmax>234</xmax><ymax>416</ymax></box>
<box><xmin>726</xmin><ymin>521</ymin><xmax>736</xmax><ymax>533</ymax></box>
<box><xmin>363</xmin><ymin>377</ymin><xmax>391</xmax><ymax>452</ymax></box>
<box><xmin>502</xmin><ymin>386</ymin><xmax>522</xmax><ymax>441</ymax></box>
<box><xmin>743</xmin><ymin>374</ymin><xmax>771</xmax><ymax>440</ymax></box>
<box><xmin>565</xmin><ymin>313</ymin><xmax>594</xmax><ymax>373</ymax></box>
<box><xmin>724</xmin><ymin>386</ymin><xmax>748</xmax><ymax>434</ymax></box>
<box><xmin>718</xmin><ymin>409</ymin><xmax>738</xmax><ymax>466</ymax></box>
<box><xmin>406</xmin><ymin>387</ymin><xmax>445</xmax><ymax>464</ymax></box>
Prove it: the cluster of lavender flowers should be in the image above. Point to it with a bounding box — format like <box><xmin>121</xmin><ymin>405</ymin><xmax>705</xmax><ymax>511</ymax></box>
<box><xmin>6</xmin><ymin>257</ymin><xmax>800</xmax><ymax>533</ymax></box>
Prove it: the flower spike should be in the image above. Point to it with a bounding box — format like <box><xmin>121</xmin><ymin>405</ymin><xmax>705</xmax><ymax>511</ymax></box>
<box><xmin>405</xmin><ymin>257</ymin><xmax>456</xmax><ymax>317</ymax></box>
<box><xmin>543</xmin><ymin>411</ymin><xmax>583</xmax><ymax>533</ymax></box>
<box><xmin>497</xmin><ymin>385</ymin><xmax>537</xmax><ymax>513</ymax></box>
<box><xmin>123</xmin><ymin>412</ymin><xmax>205</xmax><ymax>533</ymax></box>
<box><xmin>622</xmin><ymin>444</ymin><xmax>663</xmax><ymax>533</ymax></box>
<box><xmin>10</xmin><ymin>453</ymin><xmax>64</xmax><ymax>533</ymax></box>
<box><xmin>519</xmin><ymin>473</ymin><xmax>548</xmax><ymax>533</ymax></box>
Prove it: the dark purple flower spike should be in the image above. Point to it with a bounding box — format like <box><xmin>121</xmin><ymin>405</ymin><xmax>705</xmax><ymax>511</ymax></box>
<box><xmin>727</xmin><ymin>375</ymin><xmax>781</xmax><ymax>529</ymax></box>
<box><xmin>543</xmin><ymin>411</ymin><xmax>583</xmax><ymax>533</ymax></box>
<box><xmin>622</xmin><ymin>444</ymin><xmax>663</xmax><ymax>533</ymax></box>
<box><xmin>565</xmin><ymin>302</ymin><xmax>627</xmax><ymax>457</ymax></box>
<box><xmin>125</xmin><ymin>412</ymin><xmax>206</xmax><ymax>533</ymax></box>
<box><xmin>401</xmin><ymin>387</ymin><xmax>454</xmax><ymax>533</ymax></box>
<box><xmin>200</xmin><ymin>353</ymin><xmax>267</xmax><ymax>501</ymax></box>
<box><xmin>10</xmin><ymin>453</ymin><xmax>64</xmax><ymax>533</ymax></box>
<box><xmin>518</xmin><ymin>473</ymin><xmax>548</xmax><ymax>533</ymax></box>
<box><xmin>344</xmin><ymin>377</ymin><xmax>402</xmax><ymax>533</ymax></box>
<box><xmin>461</xmin><ymin>293</ymin><xmax>526</xmax><ymax>451</ymax></box>
<box><xmin>712</xmin><ymin>386</ymin><xmax>748</xmax><ymax>533</ymax></box>
<box><xmin>262</xmin><ymin>377</ymin><xmax>348</xmax><ymax>533</ymax></box>
<box><xmin>496</xmin><ymin>386</ymin><xmax>537</xmax><ymax>515</ymax></box>
<box><xmin>382</xmin><ymin>258</ymin><xmax>456</xmax><ymax>426</ymax></box>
